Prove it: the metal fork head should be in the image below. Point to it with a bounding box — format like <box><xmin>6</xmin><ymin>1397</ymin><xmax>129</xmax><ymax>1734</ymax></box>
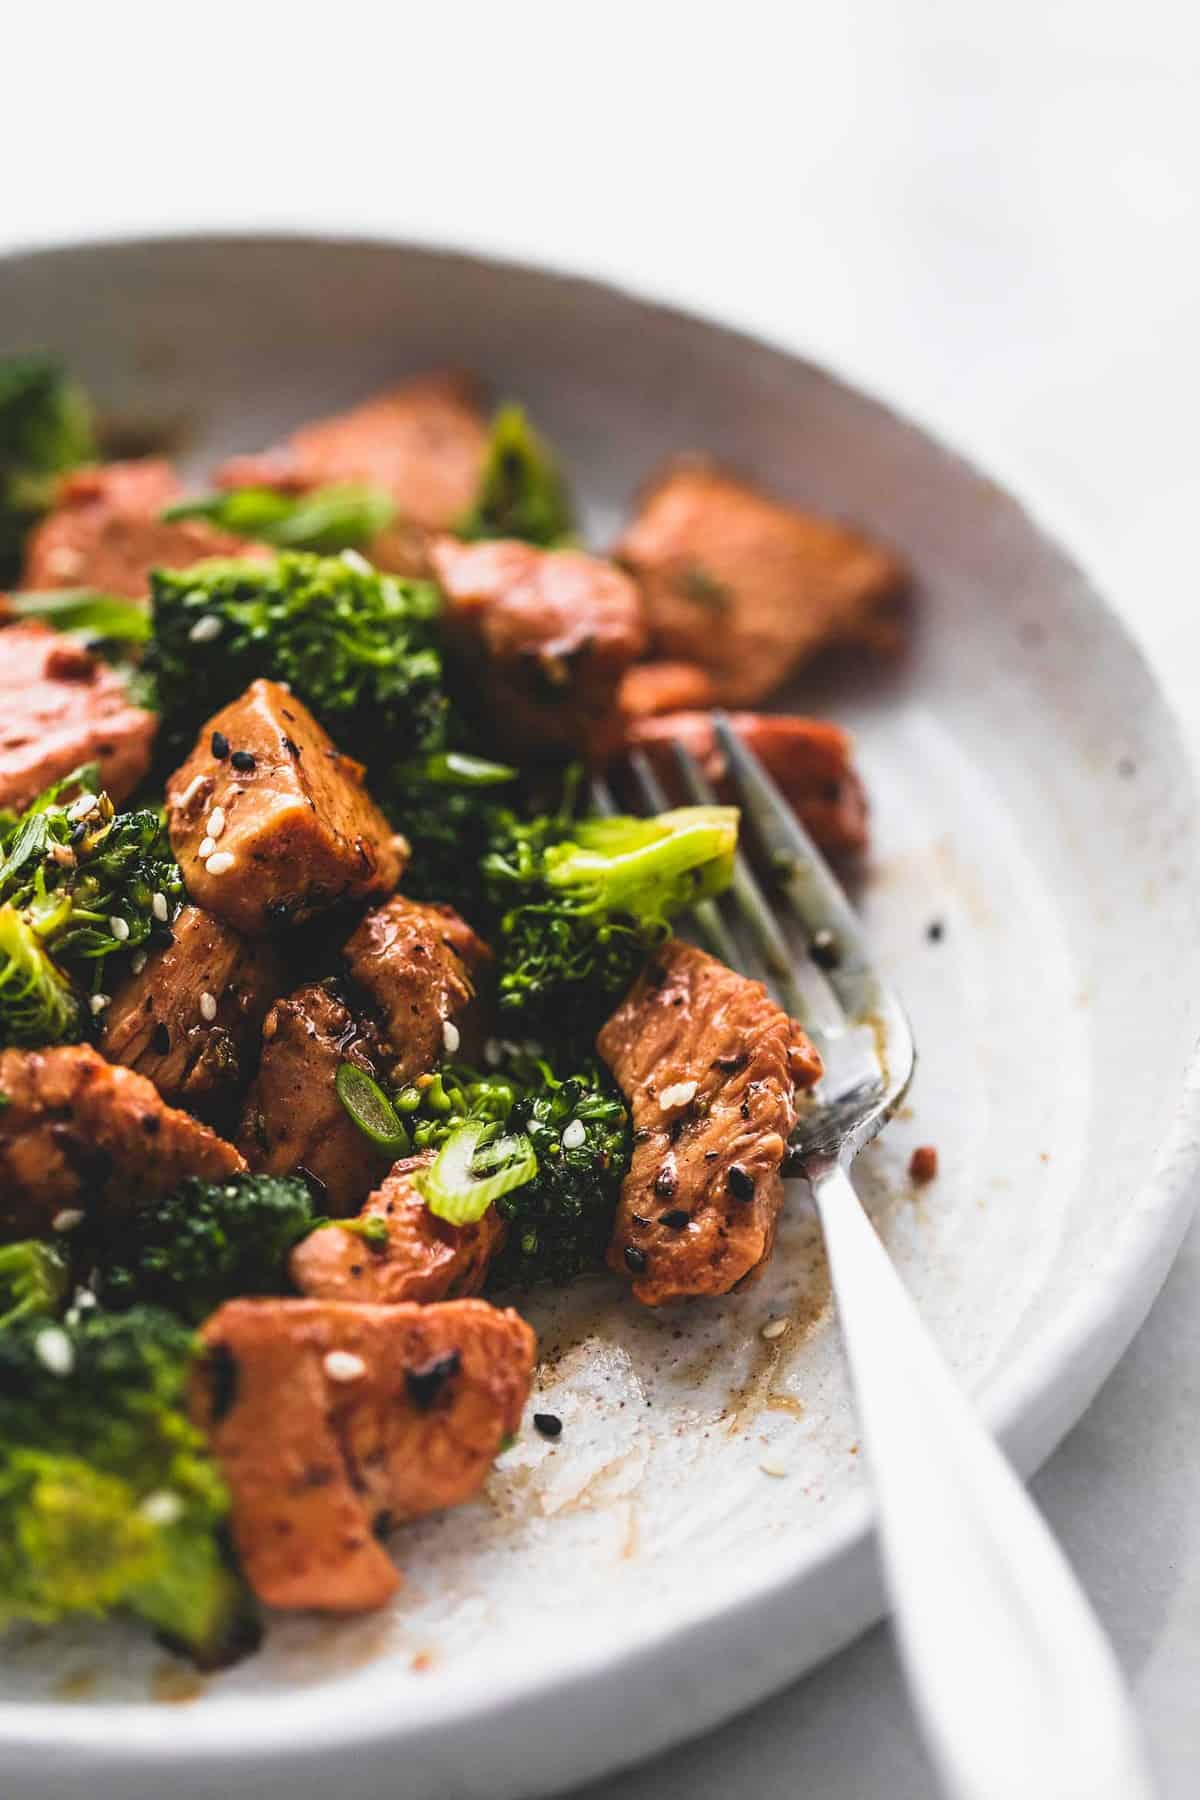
<box><xmin>608</xmin><ymin>713</ymin><xmax>915</xmax><ymax>1171</ymax></box>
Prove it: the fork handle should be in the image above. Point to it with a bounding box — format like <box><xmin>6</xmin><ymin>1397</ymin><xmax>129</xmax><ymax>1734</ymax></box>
<box><xmin>808</xmin><ymin>1159</ymin><xmax>1155</xmax><ymax>1800</ymax></box>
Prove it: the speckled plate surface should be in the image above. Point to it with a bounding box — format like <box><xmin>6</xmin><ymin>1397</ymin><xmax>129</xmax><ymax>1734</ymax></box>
<box><xmin>1</xmin><ymin>236</ymin><xmax>1198</xmax><ymax>1800</ymax></box>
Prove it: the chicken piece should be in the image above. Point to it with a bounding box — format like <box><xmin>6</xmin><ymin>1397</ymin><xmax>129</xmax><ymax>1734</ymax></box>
<box><xmin>430</xmin><ymin>536</ymin><xmax>646</xmax><ymax>760</ymax></box>
<box><xmin>598</xmin><ymin>940</ymin><xmax>822</xmax><ymax>1305</ymax></box>
<box><xmin>214</xmin><ymin>372</ymin><xmax>489</xmax><ymax>552</ymax></box>
<box><xmin>623</xmin><ymin>711</ymin><xmax>869</xmax><ymax>860</ymax></box>
<box><xmin>21</xmin><ymin>459</ymin><xmax>256</xmax><ymax>601</ymax></box>
<box><xmin>291</xmin><ymin>1154</ymin><xmax>504</xmax><ymax>1305</ymax></box>
<box><xmin>166</xmin><ymin>680</ymin><xmax>406</xmax><ymax>936</ymax></box>
<box><xmin>0</xmin><ymin>621</ymin><xmax>156</xmax><ymax>811</ymax></box>
<box><xmin>615</xmin><ymin>461</ymin><xmax>908</xmax><ymax>704</ymax></box>
<box><xmin>237</xmin><ymin>982</ymin><xmax>390</xmax><ymax>1216</ymax></box>
<box><xmin>343</xmin><ymin>896</ymin><xmax>491</xmax><ymax>1085</ymax></box>
<box><xmin>0</xmin><ymin>1044</ymin><xmax>243</xmax><ymax>1240</ymax></box>
<box><xmin>193</xmin><ymin>1296</ymin><xmax>536</xmax><ymax>1612</ymax></box>
<box><xmin>617</xmin><ymin>660</ymin><xmax>719</xmax><ymax>720</ymax></box>
<box><xmin>99</xmin><ymin>904</ymin><xmax>283</xmax><ymax>1120</ymax></box>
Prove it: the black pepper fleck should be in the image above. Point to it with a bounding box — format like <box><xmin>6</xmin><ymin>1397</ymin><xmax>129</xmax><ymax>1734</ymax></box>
<box><xmin>810</xmin><ymin>928</ymin><xmax>841</xmax><ymax>969</ymax></box>
<box><xmin>926</xmin><ymin>919</ymin><xmax>945</xmax><ymax>943</ymax></box>
<box><xmin>282</xmin><ymin>736</ymin><xmax>302</xmax><ymax>759</ymax></box>
<box><xmin>533</xmin><ymin>1412</ymin><xmax>563</xmax><ymax>1439</ymax></box>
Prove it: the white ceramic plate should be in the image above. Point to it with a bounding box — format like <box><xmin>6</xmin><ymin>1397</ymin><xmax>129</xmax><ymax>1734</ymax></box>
<box><xmin>1</xmin><ymin>236</ymin><xmax>1198</xmax><ymax>1800</ymax></box>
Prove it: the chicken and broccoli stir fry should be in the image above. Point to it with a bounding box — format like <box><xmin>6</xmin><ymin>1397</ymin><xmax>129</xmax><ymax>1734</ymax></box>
<box><xmin>0</xmin><ymin>355</ymin><xmax>907</xmax><ymax>1663</ymax></box>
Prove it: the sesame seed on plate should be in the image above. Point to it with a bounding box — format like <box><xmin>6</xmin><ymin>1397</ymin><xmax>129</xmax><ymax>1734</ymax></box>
<box><xmin>67</xmin><ymin>794</ymin><xmax>98</xmax><ymax>823</ymax></box>
<box><xmin>761</xmin><ymin>1318</ymin><xmax>788</xmax><ymax>1341</ymax></box>
<box><xmin>561</xmin><ymin>1119</ymin><xmax>586</xmax><ymax>1150</ymax></box>
<box><xmin>140</xmin><ymin>1489</ymin><xmax>185</xmax><ymax>1527</ymax></box>
<box><xmin>659</xmin><ymin>1079</ymin><xmax>697</xmax><ymax>1110</ymax></box>
<box><xmin>35</xmin><ymin>1327</ymin><xmax>74</xmax><ymax>1377</ymax></box>
<box><xmin>199</xmin><ymin>991</ymin><xmax>218</xmax><ymax>1023</ymax></box>
<box><xmin>205</xmin><ymin>851</ymin><xmax>235</xmax><ymax>876</ymax></box>
<box><xmin>759</xmin><ymin>1457</ymin><xmax>789</xmax><ymax>1479</ymax></box>
<box><xmin>108</xmin><ymin>916</ymin><xmax>130</xmax><ymax>941</ymax></box>
<box><xmin>207</xmin><ymin>806</ymin><xmax>226</xmax><ymax>839</ymax></box>
<box><xmin>89</xmin><ymin>992</ymin><xmax>110</xmax><ymax>1016</ymax></box>
<box><xmin>51</xmin><ymin>1209</ymin><xmax>85</xmax><ymax>1234</ymax></box>
<box><xmin>324</xmin><ymin>1350</ymin><xmax>367</xmax><ymax>1383</ymax></box>
<box><xmin>197</xmin><ymin>835</ymin><xmax>216</xmax><ymax>860</ymax></box>
<box><xmin>188</xmin><ymin>614</ymin><xmax>223</xmax><ymax>643</ymax></box>
<box><xmin>151</xmin><ymin>891</ymin><xmax>169</xmax><ymax>922</ymax></box>
<box><xmin>442</xmin><ymin>1019</ymin><xmax>461</xmax><ymax>1054</ymax></box>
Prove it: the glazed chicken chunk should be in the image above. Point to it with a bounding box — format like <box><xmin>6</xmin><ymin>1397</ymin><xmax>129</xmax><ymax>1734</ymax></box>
<box><xmin>430</xmin><ymin>536</ymin><xmax>647</xmax><ymax>761</ymax></box>
<box><xmin>615</xmin><ymin>460</ymin><xmax>907</xmax><ymax>704</ymax></box>
<box><xmin>237</xmin><ymin>982</ymin><xmax>392</xmax><ymax>1216</ymax></box>
<box><xmin>343</xmin><ymin>895</ymin><xmax>491</xmax><ymax>1086</ymax></box>
<box><xmin>598</xmin><ymin>940</ymin><xmax>822</xmax><ymax>1304</ymax></box>
<box><xmin>193</xmin><ymin>1297</ymin><xmax>536</xmax><ymax>1612</ymax></box>
<box><xmin>0</xmin><ymin>621</ymin><xmax>157</xmax><ymax>811</ymax></box>
<box><xmin>99</xmin><ymin>904</ymin><xmax>283</xmax><ymax>1121</ymax></box>
<box><xmin>0</xmin><ymin>1044</ymin><xmax>243</xmax><ymax>1240</ymax></box>
<box><xmin>622</xmin><ymin>711</ymin><xmax>870</xmax><ymax>861</ymax></box>
<box><xmin>166</xmin><ymin>680</ymin><xmax>406</xmax><ymax>935</ymax></box>
<box><xmin>21</xmin><ymin>458</ymin><xmax>256</xmax><ymax>600</ymax></box>
<box><xmin>291</xmin><ymin>1153</ymin><xmax>504</xmax><ymax>1305</ymax></box>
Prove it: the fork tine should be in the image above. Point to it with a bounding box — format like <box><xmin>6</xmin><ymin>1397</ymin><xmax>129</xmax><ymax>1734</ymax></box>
<box><xmin>588</xmin><ymin>774</ymin><xmax>619</xmax><ymax>818</ymax></box>
<box><xmin>624</xmin><ymin>749</ymin><xmax>742</xmax><ymax>966</ymax></box>
<box><xmin>669</xmin><ymin>740</ymin><xmax>824</xmax><ymax>1026</ymax></box>
<box><xmin>710</xmin><ymin>714</ymin><xmax>884</xmax><ymax>1026</ymax></box>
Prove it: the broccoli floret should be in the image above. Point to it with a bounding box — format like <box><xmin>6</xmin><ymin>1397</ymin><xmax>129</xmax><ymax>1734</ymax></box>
<box><xmin>0</xmin><ymin>1241</ymin><xmax>69</xmax><ymax>1327</ymax></box>
<box><xmin>0</xmin><ymin>906</ymin><xmax>83</xmax><ymax>1046</ymax></box>
<box><xmin>0</xmin><ymin>766</ymin><xmax>183</xmax><ymax>1047</ymax></box>
<box><xmin>490</xmin><ymin>1062</ymin><xmax>629</xmax><ymax>1289</ymax></box>
<box><xmin>90</xmin><ymin>1174</ymin><xmax>319</xmax><ymax>1324</ymax></box>
<box><xmin>0</xmin><ymin>1308</ymin><xmax>256</xmax><ymax>1665</ymax></box>
<box><xmin>482</xmin><ymin>804</ymin><xmax>738</xmax><ymax>1029</ymax></box>
<box><xmin>162</xmin><ymin>483</ymin><xmax>396</xmax><ymax>554</ymax></box>
<box><xmin>148</xmin><ymin>552</ymin><xmax>446</xmax><ymax>764</ymax></box>
<box><xmin>385</xmin><ymin>749</ymin><xmax>518</xmax><ymax>916</ymax></box>
<box><xmin>456</xmin><ymin>404</ymin><xmax>574</xmax><ymax>548</ymax></box>
<box><xmin>0</xmin><ymin>355</ymin><xmax>95</xmax><ymax>582</ymax></box>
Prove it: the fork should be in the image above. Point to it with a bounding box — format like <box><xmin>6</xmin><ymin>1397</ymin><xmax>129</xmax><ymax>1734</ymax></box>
<box><xmin>600</xmin><ymin>716</ymin><xmax>1154</xmax><ymax>1800</ymax></box>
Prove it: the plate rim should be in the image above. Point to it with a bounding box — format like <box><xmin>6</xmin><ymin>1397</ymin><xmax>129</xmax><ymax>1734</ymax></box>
<box><xmin>1</xmin><ymin>228</ymin><xmax>1198</xmax><ymax>1794</ymax></box>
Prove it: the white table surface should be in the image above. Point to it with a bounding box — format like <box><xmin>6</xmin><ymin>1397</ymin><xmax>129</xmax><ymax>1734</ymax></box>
<box><xmin>6</xmin><ymin>2</ymin><xmax>1199</xmax><ymax>1792</ymax></box>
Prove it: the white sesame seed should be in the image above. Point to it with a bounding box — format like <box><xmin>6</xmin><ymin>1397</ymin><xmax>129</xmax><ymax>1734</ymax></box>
<box><xmin>204</xmin><ymin>851</ymin><xmax>235</xmax><ymax>876</ymax></box>
<box><xmin>175</xmin><ymin>774</ymin><xmax>209</xmax><ymax>809</ymax></box>
<box><xmin>442</xmin><ymin>1018</ymin><xmax>461</xmax><ymax>1055</ymax></box>
<box><xmin>35</xmin><ymin>1327</ymin><xmax>74</xmax><ymax>1377</ymax></box>
<box><xmin>483</xmin><ymin>1037</ymin><xmax>502</xmax><ymax>1067</ymax></box>
<box><xmin>761</xmin><ymin>1318</ymin><xmax>789</xmax><ymax>1342</ymax></box>
<box><xmin>51</xmin><ymin>1209</ymin><xmax>85</xmax><ymax>1234</ymax></box>
<box><xmin>659</xmin><ymin>1079</ymin><xmax>698</xmax><ymax>1110</ymax></box>
<box><xmin>67</xmin><ymin>794</ymin><xmax>98</xmax><ymax>823</ymax></box>
<box><xmin>188</xmin><ymin>614</ymin><xmax>223</xmax><ymax>643</ymax></box>
<box><xmin>199</xmin><ymin>991</ymin><xmax>218</xmax><ymax>1023</ymax></box>
<box><xmin>151</xmin><ymin>891</ymin><xmax>169</xmax><ymax>922</ymax></box>
<box><xmin>561</xmin><ymin>1119</ymin><xmax>586</xmax><ymax>1151</ymax></box>
<box><xmin>759</xmin><ymin>1457</ymin><xmax>789</xmax><ymax>1479</ymax></box>
<box><xmin>89</xmin><ymin>992</ymin><xmax>110</xmax><ymax>1016</ymax></box>
<box><xmin>340</xmin><ymin>549</ymin><xmax>372</xmax><ymax>574</ymax></box>
<box><xmin>130</xmin><ymin>950</ymin><xmax>148</xmax><ymax>975</ymax></box>
<box><xmin>108</xmin><ymin>916</ymin><xmax>130</xmax><ymax>942</ymax></box>
<box><xmin>73</xmin><ymin>1286</ymin><xmax>97</xmax><ymax>1309</ymax></box>
<box><xmin>197</xmin><ymin>835</ymin><xmax>216</xmax><ymax>860</ymax></box>
<box><xmin>324</xmin><ymin>1350</ymin><xmax>367</xmax><ymax>1383</ymax></box>
<box><xmin>140</xmin><ymin>1489</ymin><xmax>184</xmax><ymax>1528</ymax></box>
<box><xmin>206</xmin><ymin>806</ymin><xmax>226</xmax><ymax>839</ymax></box>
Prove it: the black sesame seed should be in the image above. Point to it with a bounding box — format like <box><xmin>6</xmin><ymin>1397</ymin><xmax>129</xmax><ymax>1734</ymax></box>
<box><xmin>405</xmin><ymin>1349</ymin><xmax>461</xmax><ymax>1411</ymax></box>
<box><xmin>282</xmin><ymin>736</ymin><xmax>302</xmax><ymax>759</ymax></box>
<box><xmin>151</xmin><ymin>1022</ymin><xmax>171</xmax><ymax>1056</ymax></box>
<box><xmin>713</xmin><ymin>1053</ymin><xmax>748</xmax><ymax>1074</ymax></box>
<box><xmin>533</xmin><ymin>1412</ymin><xmax>563</xmax><ymax>1439</ymax></box>
<box><xmin>623</xmin><ymin>1244</ymin><xmax>647</xmax><ymax>1274</ymax></box>
<box><xmin>631</xmin><ymin>1212</ymin><xmax>651</xmax><ymax>1228</ymax></box>
<box><xmin>926</xmin><ymin>919</ymin><xmax>944</xmax><ymax>943</ymax></box>
<box><xmin>727</xmin><ymin>1164</ymin><xmax>755</xmax><ymax>1201</ymax></box>
<box><xmin>230</xmin><ymin>749</ymin><xmax>257</xmax><ymax>772</ymax></box>
<box><xmin>810</xmin><ymin>928</ymin><xmax>841</xmax><ymax>970</ymax></box>
<box><xmin>211</xmin><ymin>731</ymin><xmax>230</xmax><ymax>760</ymax></box>
<box><xmin>659</xmin><ymin>1209</ymin><xmax>690</xmax><ymax>1230</ymax></box>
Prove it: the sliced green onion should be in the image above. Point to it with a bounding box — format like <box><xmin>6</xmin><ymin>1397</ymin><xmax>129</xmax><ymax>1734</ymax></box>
<box><xmin>418</xmin><ymin>751</ymin><xmax>517</xmax><ymax>788</ymax></box>
<box><xmin>417</xmin><ymin>1119</ymin><xmax>537</xmax><ymax>1225</ymax></box>
<box><xmin>334</xmin><ymin>1063</ymin><xmax>410</xmax><ymax>1156</ymax></box>
<box><xmin>9</xmin><ymin>589</ymin><xmax>152</xmax><ymax>642</ymax></box>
